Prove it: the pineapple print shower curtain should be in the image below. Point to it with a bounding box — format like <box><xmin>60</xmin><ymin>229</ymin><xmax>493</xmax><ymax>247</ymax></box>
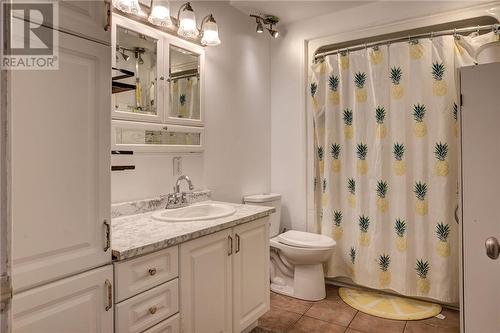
<box><xmin>310</xmin><ymin>33</ymin><xmax>498</xmax><ymax>303</ymax></box>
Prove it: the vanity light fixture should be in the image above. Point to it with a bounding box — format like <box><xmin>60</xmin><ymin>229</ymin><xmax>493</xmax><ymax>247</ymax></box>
<box><xmin>250</xmin><ymin>14</ymin><xmax>280</xmax><ymax>38</ymax></box>
<box><xmin>148</xmin><ymin>0</ymin><xmax>173</xmax><ymax>27</ymax></box>
<box><xmin>113</xmin><ymin>0</ymin><xmax>221</xmax><ymax>46</ymax></box>
<box><xmin>200</xmin><ymin>14</ymin><xmax>221</xmax><ymax>46</ymax></box>
<box><xmin>112</xmin><ymin>0</ymin><xmax>141</xmax><ymax>14</ymax></box>
<box><xmin>177</xmin><ymin>2</ymin><xmax>199</xmax><ymax>38</ymax></box>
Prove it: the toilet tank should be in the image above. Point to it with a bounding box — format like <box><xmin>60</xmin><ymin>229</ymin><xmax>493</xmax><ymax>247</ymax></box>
<box><xmin>243</xmin><ymin>193</ymin><xmax>281</xmax><ymax>238</ymax></box>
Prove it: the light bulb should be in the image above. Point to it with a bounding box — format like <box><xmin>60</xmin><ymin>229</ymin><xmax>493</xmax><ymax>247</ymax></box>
<box><xmin>201</xmin><ymin>16</ymin><xmax>221</xmax><ymax>46</ymax></box>
<box><xmin>256</xmin><ymin>20</ymin><xmax>264</xmax><ymax>34</ymax></box>
<box><xmin>177</xmin><ymin>4</ymin><xmax>199</xmax><ymax>38</ymax></box>
<box><xmin>148</xmin><ymin>0</ymin><xmax>173</xmax><ymax>27</ymax></box>
<box><xmin>112</xmin><ymin>0</ymin><xmax>140</xmax><ymax>14</ymax></box>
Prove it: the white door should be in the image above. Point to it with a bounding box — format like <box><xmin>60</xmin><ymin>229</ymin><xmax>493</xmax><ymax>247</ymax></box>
<box><xmin>180</xmin><ymin>229</ymin><xmax>233</xmax><ymax>333</ymax></box>
<box><xmin>233</xmin><ymin>218</ymin><xmax>270</xmax><ymax>333</ymax></box>
<box><xmin>461</xmin><ymin>62</ymin><xmax>500</xmax><ymax>333</ymax></box>
<box><xmin>12</xmin><ymin>265</ymin><xmax>113</xmax><ymax>333</ymax></box>
<box><xmin>11</xmin><ymin>25</ymin><xmax>111</xmax><ymax>292</ymax></box>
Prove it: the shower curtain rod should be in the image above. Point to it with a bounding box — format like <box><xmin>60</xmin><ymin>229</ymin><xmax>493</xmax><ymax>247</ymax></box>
<box><xmin>314</xmin><ymin>23</ymin><xmax>500</xmax><ymax>61</ymax></box>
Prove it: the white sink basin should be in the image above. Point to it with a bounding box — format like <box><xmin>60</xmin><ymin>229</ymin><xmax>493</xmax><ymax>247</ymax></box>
<box><xmin>151</xmin><ymin>203</ymin><xmax>236</xmax><ymax>222</ymax></box>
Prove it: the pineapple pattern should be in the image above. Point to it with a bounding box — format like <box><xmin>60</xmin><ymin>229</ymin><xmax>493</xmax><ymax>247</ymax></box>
<box><xmin>354</xmin><ymin>72</ymin><xmax>367</xmax><ymax>103</ymax></box>
<box><xmin>317</xmin><ymin>146</ymin><xmax>324</xmax><ymax>174</ymax></box>
<box><xmin>432</xmin><ymin>62</ymin><xmax>447</xmax><ymax>96</ymax></box>
<box><xmin>350</xmin><ymin>247</ymin><xmax>356</xmax><ymax>277</ymax></box>
<box><xmin>390</xmin><ymin>67</ymin><xmax>404</xmax><ymax>99</ymax></box>
<box><xmin>409</xmin><ymin>39</ymin><xmax>424</xmax><ymax>59</ymax></box>
<box><xmin>308</xmin><ymin>33</ymin><xmax>479</xmax><ymax>303</ymax></box>
<box><xmin>328</xmin><ymin>75</ymin><xmax>340</xmax><ymax>105</ymax></box>
<box><xmin>311</xmin><ymin>82</ymin><xmax>319</xmax><ymax>110</ymax></box>
<box><xmin>394</xmin><ymin>218</ymin><xmax>407</xmax><ymax>251</ymax></box>
<box><xmin>416</xmin><ymin>259</ymin><xmax>430</xmax><ymax>294</ymax></box>
<box><xmin>413</xmin><ymin>104</ymin><xmax>427</xmax><ymax>137</ymax></box>
<box><xmin>376</xmin><ymin>181</ymin><xmax>389</xmax><ymax>213</ymax></box>
<box><xmin>347</xmin><ymin>178</ymin><xmax>356</xmax><ymax>208</ymax></box>
<box><xmin>436</xmin><ymin>222</ymin><xmax>451</xmax><ymax>257</ymax></box>
<box><xmin>332</xmin><ymin>211</ymin><xmax>343</xmax><ymax>240</ymax></box>
<box><xmin>434</xmin><ymin>142</ymin><xmax>449</xmax><ymax>176</ymax></box>
<box><xmin>453</xmin><ymin>103</ymin><xmax>458</xmax><ymax>137</ymax></box>
<box><xmin>375</xmin><ymin>106</ymin><xmax>387</xmax><ymax>139</ymax></box>
<box><xmin>393</xmin><ymin>143</ymin><xmax>406</xmax><ymax>176</ymax></box>
<box><xmin>358</xmin><ymin>215</ymin><xmax>371</xmax><ymax>246</ymax></box>
<box><xmin>369</xmin><ymin>46</ymin><xmax>383</xmax><ymax>65</ymax></box>
<box><xmin>414</xmin><ymin>182</ymin><xmax>428</xmax><ymax>216</ymax></box>
<box><xmin>330</xmin><ymin>143</ymin><xmax>341</xmax><ymax>172</ymax></box>
<box><xmin>378</xmin><ymin>254</ymin><xmax>391</xmax><ymax>287</ymax></box>
<box><xmin>356</xmin><ymin>143</ymin><xmax>368</xmax><ymax>175</ymax></box>
<box><xmin>340</xmin><ymin>51</ymin><xmax>349</xmax><ymax>70</ymax></box>
<box><xmin>343</xmin><ymin>109</ymin><xmax>354</xmax><ymax>139</ymax></box>
<box><xmin>322</xmin><ymin>178</ymin><xmax>328</xmax><ymax>205</ymax></box>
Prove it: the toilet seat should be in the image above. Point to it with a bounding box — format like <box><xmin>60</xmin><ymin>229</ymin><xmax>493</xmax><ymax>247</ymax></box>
<box><xmin>277</xmin><ymin>230</ymin><xmax>335</xmax><ymax>249</ymax></box>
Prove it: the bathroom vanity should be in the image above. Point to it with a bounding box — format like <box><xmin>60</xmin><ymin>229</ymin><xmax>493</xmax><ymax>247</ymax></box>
<box><xmin>111</xmin><ymin>198</ymin><xmax>274</xmax><ymax>333</ymax></box>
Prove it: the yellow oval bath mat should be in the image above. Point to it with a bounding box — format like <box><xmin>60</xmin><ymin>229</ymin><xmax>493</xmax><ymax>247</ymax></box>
<box><xmin>339</xmin><ymin>287</ymin><xmax>442</xmax><ymax>321</ymax></box>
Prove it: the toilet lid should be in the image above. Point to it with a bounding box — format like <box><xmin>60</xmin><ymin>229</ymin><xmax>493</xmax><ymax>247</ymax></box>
<box><xmin>277</xmin><ymin>230</ymin><xmax>336</xmax><ymax>249</ymax></box>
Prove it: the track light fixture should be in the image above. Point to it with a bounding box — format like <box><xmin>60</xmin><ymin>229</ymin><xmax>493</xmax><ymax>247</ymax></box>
<box><xmin>113</xmin><ymin>1</ymin><xmax>221</xmax><ymax>46</ymax></box>
<box><xmin>250</xmin><ymin>14</ymin><xmax>280</xmax><ymax>38</ymax></box>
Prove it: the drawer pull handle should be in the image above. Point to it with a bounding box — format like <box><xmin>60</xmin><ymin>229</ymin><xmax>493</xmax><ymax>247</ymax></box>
<box><xmin>149</xmin><ymin>306</ymin><xmax>158</xmax><ymax>315</ymax></box>
<box><xmin>105</xmin><ymin>279</ymin><xmax>112</xmax><ymax>311</ymax></box>
<box><xmin>148</xmin><ymin>268</ymin><xmax>157</xmax><ymax>276</ymax></box>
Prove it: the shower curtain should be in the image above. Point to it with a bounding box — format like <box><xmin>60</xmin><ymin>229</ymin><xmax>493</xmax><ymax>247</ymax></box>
<box><xmin>310</xmin><ymin>32</ymin><xmax>498</xmax><ymax>303</ymax></box>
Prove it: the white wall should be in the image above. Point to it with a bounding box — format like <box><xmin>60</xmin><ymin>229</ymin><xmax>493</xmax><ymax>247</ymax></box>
<box><xmin>112</xmin><ymin>2</ymin><xmax>271</xmax><ymax>203</ymax></box>
<box><xmin>270</xmin><ymin>1</ymin><xmax>496</xmax><ymax>231</ymax></box>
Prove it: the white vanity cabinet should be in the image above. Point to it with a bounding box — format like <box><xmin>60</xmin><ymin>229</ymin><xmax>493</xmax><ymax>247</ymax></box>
<box><xmin>113</xmin><ymin>247</ymin><xmax>180</xmax><ymax>333</ymax></box>
<box><xmin>180</xmin><ymin>217</ymin><xmax>270</xmax><ymax>333</ymax></box>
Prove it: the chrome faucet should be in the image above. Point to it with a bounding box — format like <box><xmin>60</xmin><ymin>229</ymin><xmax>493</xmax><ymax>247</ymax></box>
<box><xmin>165</xmin><ymin>175</ymin><xmax>194</xmax><ymax>209</ymax></box>
<box><xmin>174</xmin><ymin>175</ymin><xmax>194</xmax><ymax>193</ymax></box>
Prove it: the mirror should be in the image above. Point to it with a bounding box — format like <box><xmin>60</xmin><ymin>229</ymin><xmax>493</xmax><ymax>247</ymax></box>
<box><xmin>115</xmin><ymin>126</ymin><xmax>201</xmax><ymax>146</ymax></box>
<box><xmin>169</xmin><ymin>45</ymin><xmax>200</xmax><ymax>120</ymax></box>
<box><xmin>115</xmin><ymin>25</ymin><xmax>158</xmax><ymax>116</ymax></box>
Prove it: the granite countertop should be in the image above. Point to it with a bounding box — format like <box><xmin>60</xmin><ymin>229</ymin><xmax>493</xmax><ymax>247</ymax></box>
<box><xmin>111</xmin><ymin>200</ymin><xmax>275</xmax><ymax>261</ymax></box>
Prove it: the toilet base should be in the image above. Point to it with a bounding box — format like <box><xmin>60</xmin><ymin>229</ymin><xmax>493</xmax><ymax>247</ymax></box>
<box><xmin>271</xmin><ymin>263</ymin><xmax>327</xmax><ymax>301</ymax></box>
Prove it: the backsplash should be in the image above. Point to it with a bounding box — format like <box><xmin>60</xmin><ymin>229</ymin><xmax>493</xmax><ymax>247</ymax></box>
<box><xmin>111</xmin><ymin>190</ymin><xmax>211</xmax><ymax>218</ymax></box>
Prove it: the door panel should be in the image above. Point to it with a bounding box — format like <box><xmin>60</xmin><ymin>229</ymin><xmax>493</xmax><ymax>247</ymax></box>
<box><xmin>461</xmin><ymin>63</ymin><xmax>500</xmax><ymax>333</ymax></box>
<box><xmin>11</xmin><ymin>26</ymin><xmax>111</xmax><ymax>292</ymax></box>
<box><xmin>233</xmin><ymin>218</ymin><xmax>270</xmax><ymax>332</ymax></box>
<box><xmin>12</xmin><ymin>265</ymin><xmax>113</xmax><ymax>333</ymax></box>
<box><xmin>180</xmin><ymin>229</ymin><xmax>232</xmax><ymax>333</ymax></box>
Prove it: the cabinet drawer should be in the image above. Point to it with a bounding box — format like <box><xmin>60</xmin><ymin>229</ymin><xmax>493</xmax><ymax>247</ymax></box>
<box><xmin>142</xmin><ymin>314</ymin><xmax>180</xmax><ymax>333</ymax></box>
<box><xmin>115</xmin><ymin>246</ymin><xmax>178</xmax><ymax>302</ymax></box>
<box><xmin>115</xmin><ymin>279</ymin><xmax>179</xmax><ymax>333</ymax></box>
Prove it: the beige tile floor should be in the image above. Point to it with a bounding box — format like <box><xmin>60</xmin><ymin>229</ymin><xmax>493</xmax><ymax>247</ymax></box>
<box><xmin>253</xmin><ymin>285</ymin><xmax>460</xmax><ymax>333</ymax></box>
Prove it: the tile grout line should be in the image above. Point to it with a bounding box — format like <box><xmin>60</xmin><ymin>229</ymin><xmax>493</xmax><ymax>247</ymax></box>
<box><xmin>345</xmin><ymin>310</ymin><xmax>359</xmax><ymax>333</ymax></box>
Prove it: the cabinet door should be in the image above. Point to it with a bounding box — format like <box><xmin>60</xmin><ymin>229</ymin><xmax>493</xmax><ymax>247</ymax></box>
<box><xmin>11</xmin><ymin>26</ymin><xmax>111</xmax><ymax>292</ymax></box>
<box><xmin>12</xmin><ymin>265</ymin><xmax>113</xmax><ymax>333</ymax></box>
<box><xmin>164</xmin><ymin>37</ymin><xmax>205</xmax><ymax>127</ymax></box>
<box><xmin>112</xmin><ymin>14</ymin><xmax>164</xmax><ymax>123</ymax></box>
<box><xmin>180</xmin><ymin>229</ymin><xmax>233</xmax><ymax>333</ymax></box>
<box><xmin>233</xmin><ymin>218</ymin><xmax>270</xmax><ymax>332</ymax></box>
<box><xmin>11</xmin><ymin>1</ymin><xmax>111</xmax><ymax>45</ymax></box>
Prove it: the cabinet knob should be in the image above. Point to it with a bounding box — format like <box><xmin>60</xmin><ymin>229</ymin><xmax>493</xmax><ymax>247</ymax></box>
<box><xmin>149</xmin><ymin>306</ymin><xmax>158</xmax><ymax>315</ymax></box>
<box><xmin>148</xmin><ymin>268</ymin><xmax>157</xmax><ymax>276</ymax></box>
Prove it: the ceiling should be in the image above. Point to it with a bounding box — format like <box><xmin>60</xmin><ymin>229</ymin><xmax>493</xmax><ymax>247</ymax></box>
<box><xmin>229</xmin><ymin>1</ymin><xmax>372</xmax><ymax>25</ymax></box>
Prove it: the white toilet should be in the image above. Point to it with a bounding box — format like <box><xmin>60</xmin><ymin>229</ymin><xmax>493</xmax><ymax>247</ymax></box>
<box><xmin>243</xmin><ymin>194</ymin><xmax>336</xmax><ymax>301</ymax></box>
